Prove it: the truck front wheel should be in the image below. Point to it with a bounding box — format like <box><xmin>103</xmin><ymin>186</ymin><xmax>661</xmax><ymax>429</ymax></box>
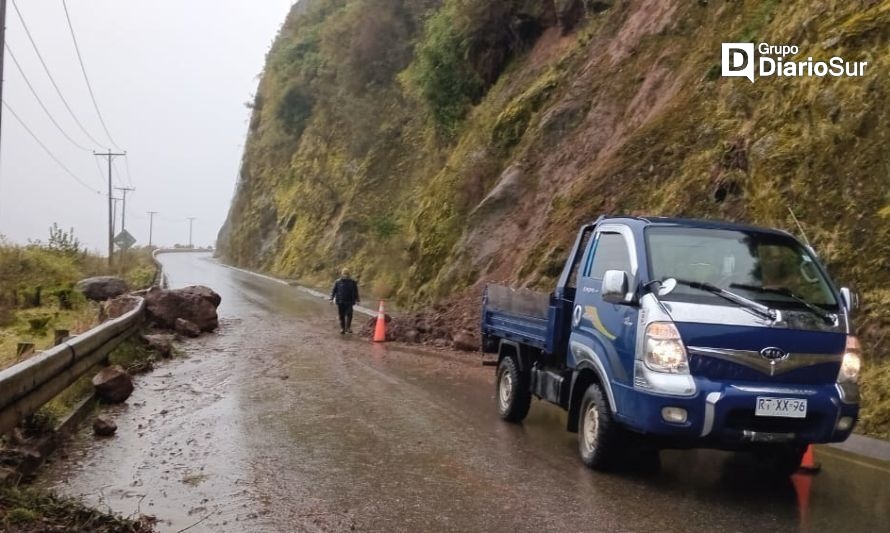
<box><xmin>578</xmin><ymin>382</ymin><xmax>622</xmax><ymax>470</ymax></box>
<box><xmin>496</xmin><ymin>356</ymin><xmax>531</xmax><ymax>422</ymax></box>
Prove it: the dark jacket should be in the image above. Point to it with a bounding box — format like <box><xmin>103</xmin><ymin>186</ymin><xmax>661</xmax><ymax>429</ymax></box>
<box><xmin>331</xmin><ymin>277</ymin><xmax>359</xmax><ymax>305</ymax></box>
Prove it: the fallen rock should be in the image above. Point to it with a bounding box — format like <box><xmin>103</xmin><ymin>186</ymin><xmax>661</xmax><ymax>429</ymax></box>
<box><xmin>92</xmin><ymin>365</ymin><xmax>134</xmax><ymax>404</ymax></box>
<box><xmin>101</xmin><ymin>294</ymin><xmax>141</xmax><ymax>321</ymax></box>
<box><xmin>92</xmin><ymin>417</ymin><xmax>117</xmax><ymax>437</ymax></box>
<box><xmin>452</xmin><ymin>331</ymin><xmax>479</xmax><ymax>352</ymax></box>
<box><xmin>141</xmin><ymin>333</ymin><xmax>174</xmax><ymax>358</ymax></box>
<box><xmin>75</xmin><ymin>276</ymin><xmax>128</xmax><ymax>301</ymax></box>
<box><xmin>144</xmin><ymin>285</ymin><xmax>220</xmax><ymax>332</ymax></box>
<box><xmin>404</xmin><ymin>329</ymin><xmax>420</xmax><ymax>344</ymax></box>
<box><xmin>174</xmin><ymin>318</ymin><xmax>201</xmax><ymax>338</ymax></box>
<box><xmin>181</xmin><ymin>285</ymin><xmax>222</xmax><ymax>307</ymax></box>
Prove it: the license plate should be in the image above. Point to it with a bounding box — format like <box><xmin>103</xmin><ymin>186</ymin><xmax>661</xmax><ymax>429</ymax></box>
<box><xmin>755</xmin><ymin>397</ymin><xmax>807</xmax><ymax>418</ymax></box>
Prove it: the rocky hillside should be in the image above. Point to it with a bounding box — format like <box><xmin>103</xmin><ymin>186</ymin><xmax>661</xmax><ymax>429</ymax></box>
<box><xmin>219</xmin><ymin>1</ymin><xmax>890</xmax><ymax>435</ymax></box>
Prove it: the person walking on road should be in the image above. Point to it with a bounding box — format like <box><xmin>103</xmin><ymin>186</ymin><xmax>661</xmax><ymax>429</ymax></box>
<box><xmin>330</xmin><ymin>268</ymin><xmax>360</xmax><ymax>334</ymax></box>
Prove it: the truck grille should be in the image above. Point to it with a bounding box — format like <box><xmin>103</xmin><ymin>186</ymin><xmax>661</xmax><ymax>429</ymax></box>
<box><xmin>724</xmin><ymin>409</ymin><xmax>823</xmax><ymax>434</ymax></box>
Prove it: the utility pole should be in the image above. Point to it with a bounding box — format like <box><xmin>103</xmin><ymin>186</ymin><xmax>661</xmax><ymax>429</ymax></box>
<box><xmin>94</xmin><ymin>150</ymin><xmax>125</xmax><ymax>266</ymax></box>
<box><xmin>187</xmin><ymin>217</ymin><xmax>196</xmax><ymax>248</ymax></box>
<box><xmin>1</xmin><ymin>0</ymin><xmax>8</xmax><ymax>156</ymax></box>
<box><xmin>111</xmin><ymin>197</ymin><xmax>121</xmax><ymax>236</ymax></box>
<box><xmin>114</xmin><ymin>186</ymin><xmax>135</xmax><ymax>231</ymax></box>
<box><xmin>147</xmin><ymin>211</ymin><xmax>158</xmax><ymax>248</ymax></box>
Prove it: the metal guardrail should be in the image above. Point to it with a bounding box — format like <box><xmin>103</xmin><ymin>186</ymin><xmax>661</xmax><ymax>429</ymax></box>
<box><xmin>151</xmin><ymin>248</ymin><xmax>168</xmax><ymax>289</ymax></box>
<box><xmin>0</xmin><ymin>298</ymin><xmax>145</xmax><ymax>436</ymax></box>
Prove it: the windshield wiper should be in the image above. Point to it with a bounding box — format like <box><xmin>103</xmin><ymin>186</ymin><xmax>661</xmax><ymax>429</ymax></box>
<box><xmin>671</xmin><ymin>279</ymin><xmax>777</xmax><ymax>321</ymax></box>
<box><xmin>730</xmin><ymin>283</ymin><xmax>835</xmax><ymax>324</ymax></box>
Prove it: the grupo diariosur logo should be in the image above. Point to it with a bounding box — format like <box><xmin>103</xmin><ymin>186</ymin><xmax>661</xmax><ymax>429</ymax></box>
<box><xmin>721</xmin><ymin>42</ymin><xmax>868</xmax><ymax>82</ymax></box>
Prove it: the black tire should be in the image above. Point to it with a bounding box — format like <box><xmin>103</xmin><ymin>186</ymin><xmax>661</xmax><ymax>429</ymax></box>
<box><xmin>752</xmin><ymin>444</ymin><xmax>807</xmax><ymax>477</ymax></box>
<box><xmin>496</xmin><ymin>356</ymin><xmax>531</xmax><ymax>422</ymax></box>
<box><xmin>635</xmin><ymin>448</ymin><xmax>662</xmax><ymax>473</ymax></box>
<box><xmin>577</xmin><ymin>382</ymin><xmax>623</xmax><ymax>470</ymax></box>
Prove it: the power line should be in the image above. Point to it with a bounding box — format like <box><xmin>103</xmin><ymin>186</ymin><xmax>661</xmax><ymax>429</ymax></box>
<box><xmin>2</xmin><ymin>99</ymin><xmax>102</xmax><ymax>195</ymax></box>
<box><xmin>10</xmin><ymin>0</ymin><xmax>104</xmax><ymax>148</ymax></box>
<box><xmin>60</xmin><ymin>0</ymin><xmax>122</xmax><ymax>151</ymax></box>
<box><xmin>4</xmin><ymin>43</ymin><xmax>92</xmax><ymax>151</ymax></box>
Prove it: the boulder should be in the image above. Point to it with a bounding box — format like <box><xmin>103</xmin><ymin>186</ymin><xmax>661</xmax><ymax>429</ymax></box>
<box><xmin>144</xmin><ymin>285</ymin><xmax>220</xmax><ymax>332</ymax></box>
<box><xmin>92</xmin><ymin>365</ymin><xmax>134</xmax><ymax>404</ymax></box>
<box><xmin>75</xmin><ymin>276</ymin><xmax>128</xmax><ymax>301</ymax></box>
<box><xmin>141</xmin><ymin>333</ymin><xmax>174</xmax><ymax>358</ymax></box>
<box><xmin>181</xmin><ymin>285</ymin><xmax>222</xmax><ymax>307</ymax></box>
<box><xmin>101</xmin><ymin>294</ymin><xmax>141</xmax><ymax>321</ymax></box>
<box><xmin>174</xmin><ymin>318</ymin><xmax>201</xmax><ymax>338</ymax></box>
<box><xmin>452</xmin><ymin>331</ymin><xmax>479</xmax><ymax>352</ymax></box>
<box><xmin>92</xmin><ymin>417</ymin><xmax>117</xmax><ymax>437</ymax></box>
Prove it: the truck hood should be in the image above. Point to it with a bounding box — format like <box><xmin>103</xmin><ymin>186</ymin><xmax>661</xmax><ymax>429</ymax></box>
<box><xmin>662</xmin><ymin>302</ymin><xmax>846</xmax><ymax>384</ymax></box>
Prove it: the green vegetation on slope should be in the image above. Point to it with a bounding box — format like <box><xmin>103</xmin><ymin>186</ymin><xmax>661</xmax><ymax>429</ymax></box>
<box><xmin>0</xmin><ymin>228</ymin><xmax>156</xmax><ymax>369</ymax></box>
<box><xmin>220</xmin><ymin>1</ymin><xmax>890</xmax><ymax>436</ymax></box>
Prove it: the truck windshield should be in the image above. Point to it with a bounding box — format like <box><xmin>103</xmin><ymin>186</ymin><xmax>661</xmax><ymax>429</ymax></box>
<box><xmin>645</xmin><ymin>227</ymin><xmax>838</xmax><ymax>310</ymax></box>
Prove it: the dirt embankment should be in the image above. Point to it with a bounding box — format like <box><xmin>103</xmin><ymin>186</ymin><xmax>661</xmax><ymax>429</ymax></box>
<box><xmin>359</xmin><ymin>290</ymin><xmax>484</xmax><ymax>353</ymax></box>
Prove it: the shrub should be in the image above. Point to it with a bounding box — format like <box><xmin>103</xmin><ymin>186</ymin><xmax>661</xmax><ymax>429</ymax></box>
<box><xmin>276</xmin><ymin>84</ymin><xmax>315</xmax><ymax>137</ymax></box>
<box><xmin>402</xmin><ymin>0</ymin><xmax>548</xmax><ymax>136</ymax></box>
<box><xmin>403</xmin><ymin>5</ymin><xmax>484</xmax><ymax>135</ymax></box>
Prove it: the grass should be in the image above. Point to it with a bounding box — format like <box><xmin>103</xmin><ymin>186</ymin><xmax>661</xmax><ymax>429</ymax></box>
<box><xmin>858</xmin><ymin>359</ymin><xmax>890</xmax><ymax>440</ymax></box>
<box><xmin>0</xmin><ymin>486</ymin><xmax>154</xmax><ymax>532</ymax></box>
<box><xmin>0</xmin><ymin>303</ymin><xmax>97</xmax><ymax>371</ymax></box>
<box><xmin>108</xmin><ymin>338</ymin><xmax>161</xmax><ymax>374</ymax></box>
<box><xmin>0</xmin><ymin>241</ymin><xmax>159</xmax><ymax>371</ymax></box>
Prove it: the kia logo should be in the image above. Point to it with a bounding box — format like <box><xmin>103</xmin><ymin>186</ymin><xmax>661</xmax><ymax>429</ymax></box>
<box><xmin>760</xmin><ymin>347</ymin><xmax>788</xmax><ymax>361</ymax></box>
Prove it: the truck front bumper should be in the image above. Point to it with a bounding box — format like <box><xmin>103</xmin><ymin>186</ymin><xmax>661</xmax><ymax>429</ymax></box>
<box><xmin>614</xmin><ymin>378</ymin><xmax>859</xmax><ymax>448</ymax></box>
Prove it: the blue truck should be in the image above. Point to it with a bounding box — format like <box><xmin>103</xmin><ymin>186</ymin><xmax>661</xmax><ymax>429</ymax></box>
<box><xmin>481</xmin><ymin>216</ymin><xmax>861</xmax><ymax>475</ymax></box>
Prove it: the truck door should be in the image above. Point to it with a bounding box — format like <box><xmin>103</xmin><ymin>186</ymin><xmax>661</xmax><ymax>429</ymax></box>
<box><xmin>569</xmin><ymin>227</ymin><xmax>639</xmax><ymax>392</ymax></box>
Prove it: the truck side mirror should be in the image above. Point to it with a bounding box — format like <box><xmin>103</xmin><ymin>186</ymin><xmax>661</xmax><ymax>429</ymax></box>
<box><xmin>840</xmin><ymin>287</ymin><xmax>859</xmax><ymax>313</ymax></box>
<box><xmin>602</xmin><ymin>270</ymin><xmax>631</xmax><ymax>304</ymax></box>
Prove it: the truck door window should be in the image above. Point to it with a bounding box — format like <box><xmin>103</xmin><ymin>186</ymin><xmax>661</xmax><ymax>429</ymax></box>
<box><xmin>566</xmin><ymin>228</ymin><xmax>594</xmax><ymax>290</ymax></box>
<box><xmin>587</xmin><ymin>233</ymin><xmax>632</xmax><ymax>280</ymax></box>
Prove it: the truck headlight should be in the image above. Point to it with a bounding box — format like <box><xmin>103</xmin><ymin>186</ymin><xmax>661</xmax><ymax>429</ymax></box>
<box><xmin>644</xmin><ymin>322</ymin><xmax>689</xmax><ymax>374</ymax></box>
<box><xmin>837</xmin><ymin>336</ymin><xmax>862</xmax><ymax>384</ymax></box>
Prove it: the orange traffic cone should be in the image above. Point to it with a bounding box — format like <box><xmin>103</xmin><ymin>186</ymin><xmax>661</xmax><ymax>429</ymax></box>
<box><xmin>373</xmin><ymin>300</ymin><xmax>387</xmax><ymax>342</ymax></box>
<box><xmin>799</xmin><ymin>445</ymin><xmax>821</xmax><ymax>473</ymax></box>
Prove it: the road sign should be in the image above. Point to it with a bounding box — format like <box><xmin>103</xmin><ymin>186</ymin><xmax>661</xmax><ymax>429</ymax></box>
<box><xmin>114</xmin><ymin>229</ymin><xmax>136</xmax><ymax>250</ymax></box>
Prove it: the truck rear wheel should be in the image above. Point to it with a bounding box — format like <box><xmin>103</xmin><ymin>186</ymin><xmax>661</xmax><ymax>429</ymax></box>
<box><xmin>496</xmin><ymin>356</ymin><xmax>531</xmax><ymax>422</ymax></box>
<box><xmin>577</xmin><ymin>382</ymin><xmax>622</xmax><ymax>470</ymax></box>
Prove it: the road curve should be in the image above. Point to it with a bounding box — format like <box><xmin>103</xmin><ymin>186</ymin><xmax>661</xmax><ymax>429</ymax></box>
<box><xmin>38</xmin><ymin>252</ymin><xmax>890</xmax><ymax>532</ymax></box>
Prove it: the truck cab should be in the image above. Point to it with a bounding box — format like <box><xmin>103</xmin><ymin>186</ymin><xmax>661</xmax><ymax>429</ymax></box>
<box><xmin>482</xmin><ymin>216</ymin><xmax>861</xmax><ymax>474</ymax></box>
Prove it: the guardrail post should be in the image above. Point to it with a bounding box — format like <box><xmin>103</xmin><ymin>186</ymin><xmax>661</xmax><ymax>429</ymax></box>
<box><xmin>16</xmin><ymin>343</ymin><xmax>34</xmax><ymax>359</ymax></box>
<box><xmin>53</xmin><ymin>330</ymin><xmax>70</xmax><ymax>346</ymax></box>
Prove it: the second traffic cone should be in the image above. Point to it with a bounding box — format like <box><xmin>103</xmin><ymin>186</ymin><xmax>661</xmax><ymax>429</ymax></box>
<box><xmin>373</xmin><ymin>300</ymin><xmax>387</xmax><ymax>342</ymax></box>
<box><xmin>799</xmin><ymin>444</ymin><xmax>821</xmax><ymax>473</ymax></box>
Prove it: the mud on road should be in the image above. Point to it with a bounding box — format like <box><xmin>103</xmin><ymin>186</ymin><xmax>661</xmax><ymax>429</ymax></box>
<box><xmin>37</xmin><ymin>253</ymin><xmax>890</xmax><ymax>532</ymax></box>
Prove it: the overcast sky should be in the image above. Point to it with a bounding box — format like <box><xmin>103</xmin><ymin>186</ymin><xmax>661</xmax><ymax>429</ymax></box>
<box><xmin>0</xmin><ymin>0</ymin><xmax>295</xmax><ymax>251</ymax></box>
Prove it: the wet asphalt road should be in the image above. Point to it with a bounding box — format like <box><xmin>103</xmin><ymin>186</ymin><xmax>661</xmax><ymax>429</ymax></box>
<box><xmin>38</xmin><ymin>253</ymin><xmax>890</xmax><ymax>532</ymax></box>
